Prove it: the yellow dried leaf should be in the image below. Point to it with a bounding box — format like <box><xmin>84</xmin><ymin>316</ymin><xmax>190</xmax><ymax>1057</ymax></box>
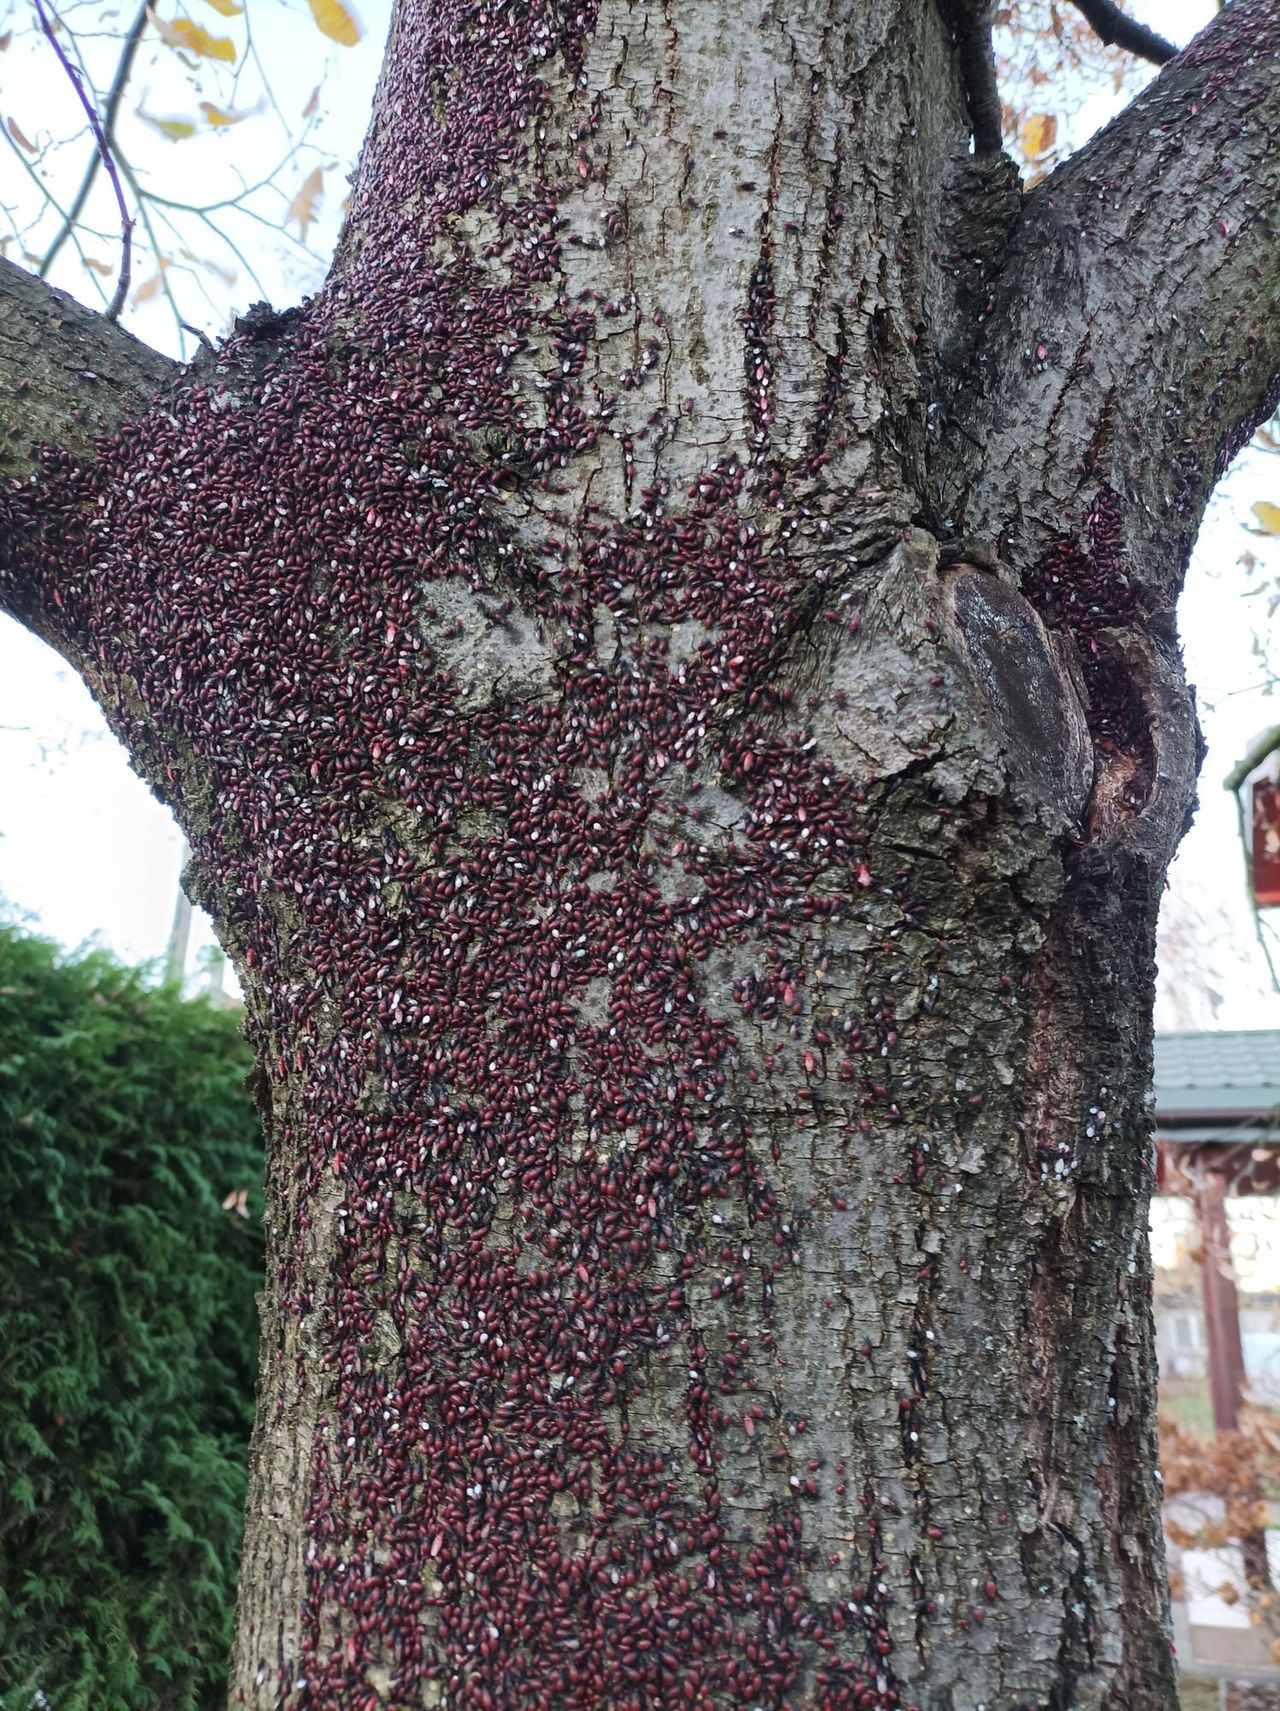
<box><xmin>199</xmin><ymin>99</ymin><xmax>244</xmax><ymax>126</ymax></box>
<box><xmin>306</xmin><ymin>0</ymin><xmax>361</xmax><ymax>46</ymax></box>
<box><xmin>201</xmin><ymin>0</ymin><xmax>244</xmax><ymax>13</ymax></box>
<box><xmin>7</xmin><ymin>116</ymin><xmax>36</xmax><ymax>153</ymax></box>
<box><xmin>148</xmin><ymin>10</ymin><xmax>236</xmax><ymax>62</ymax></box>
<box><xmin>132</xmin><ymin>270</ymin><xmax>165</xmax><ymax>305</ymax></box>
<box><xmin>1021</xmin><ymin>113</ymin><xmax>1057</xmax><ymax>158</ymax></box>
<box><xmin>141</xmin><ymin>110</ymin><xmax>197</xmax><ymax>140</ymax></box>
<box><xmin>1251</xmin><ymin>501</ymin><xmax>1280</xmax><ymax>534</ymax></box>
<box><xmin>83</xmin><ymin>256</ymin><xmax>114</xmax><ymax>276</ymax></box>
<box><xmin>286</xmin><ymin>166</ymin><xmax>324</xmax><ymax>241</ymax></box>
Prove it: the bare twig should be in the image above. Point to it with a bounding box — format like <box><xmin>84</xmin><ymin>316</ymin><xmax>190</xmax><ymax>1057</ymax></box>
<box><xmin>0</xmin><ymin>104</ymin><xmax>115</xmax><ymax>307</ymax></box>
<box><xmin>192</xmin><ymin>211</ymin><xmax>270</xmax><ymax>298</ymax></box>
<box><xmin>31</xmin><ymin>0</ymin><xmax>134</xmax><ymax>318</ymax></box>
<box><xmin>1</xmin><ymin>118</ymin><xmax>79</xmax><ymax>242</ymax></box>
<box><xmin>116</xmin><ymin>150</ymin><xmax>189</xmax><ymax>348</ymax></box>
<box><xmin>39</xmin><ymin>0</ymin><xmax>149</xmax><ymax>286</ymax></box>
<box><xmin>1203</xmin><ymin>676</ymin><xmax>1280</xmax><ymax>711</ymax></box>
<box><xmin>1068</xmin><ymin>0</ymin><xmax>1179</xmax><ymax>66</ymax></box>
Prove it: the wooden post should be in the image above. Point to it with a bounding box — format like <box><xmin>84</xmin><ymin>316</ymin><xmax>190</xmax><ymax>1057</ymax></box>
<box><xmin>165</xmin><ymin>838</ymin><xmax>192</xmax><ymax>989</ymax></box>
<box><xmin>1194</xmin><ymin>1162</ymin><xmax>1272</xmax><ymax>1594</ymax></box>
<box><xmin>1196</xmin><ymin>1166</ymin><xmax>1248</xmax><ymax>1435</ymax></box>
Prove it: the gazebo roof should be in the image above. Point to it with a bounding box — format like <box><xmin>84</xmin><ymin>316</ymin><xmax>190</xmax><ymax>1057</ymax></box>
<box><xmin>1155</xmin><ymin>1030</ymin><xmax>1280</xmax><ymax>1141</ymax></box>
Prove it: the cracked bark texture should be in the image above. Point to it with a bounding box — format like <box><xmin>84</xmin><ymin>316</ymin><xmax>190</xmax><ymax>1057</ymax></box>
<box><xmin>4</xmin><ymin>1</ymin><xmax>1280</xmax><ymax>1708</ymax></box>
<box><xmin>0</xmin><ymin>256</ymin><xmax>174</xmax><ymax>490</ymax></box>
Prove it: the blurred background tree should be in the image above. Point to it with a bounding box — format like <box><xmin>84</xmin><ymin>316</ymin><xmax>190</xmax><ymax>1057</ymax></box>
<box><xmin>0</xmin><ymin>922</ymin><xmax>262</xmax><ymax>1711</ymax></box>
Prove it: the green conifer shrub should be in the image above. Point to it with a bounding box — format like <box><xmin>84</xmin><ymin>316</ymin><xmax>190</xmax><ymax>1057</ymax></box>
<box><xmin>0</xmin><ymin>923</ymin><xmax>263</xmax><ymax>1711</ymax></box>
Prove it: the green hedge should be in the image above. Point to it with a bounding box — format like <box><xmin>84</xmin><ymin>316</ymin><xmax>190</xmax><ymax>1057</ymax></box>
<box><xmin>0</xmin><ymin>924</ymin><xmax>263</xmax><ymax>1711</ymax></box>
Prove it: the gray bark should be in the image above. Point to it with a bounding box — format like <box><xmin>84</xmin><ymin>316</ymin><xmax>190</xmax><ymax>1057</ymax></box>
<box><xmin>4</xmin><ymin>2</ymin><xmax>1280</xmax><ymax>1707</ymax></box>
<box><xmin>0</xmin><ymin>256</ymin><xmax>173</xmax><ymax>485</ymax></box>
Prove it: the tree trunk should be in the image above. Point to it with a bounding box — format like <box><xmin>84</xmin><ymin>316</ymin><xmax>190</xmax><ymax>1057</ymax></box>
<box><xmin>5</xmin><ymin>1</ymin><xmax>1280</xmax><ymax>1706</ymax></box>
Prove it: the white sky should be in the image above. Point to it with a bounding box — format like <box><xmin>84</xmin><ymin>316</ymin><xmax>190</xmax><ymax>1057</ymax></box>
<box><xmin>4</xmin><ymin>0</ymin><xmax>1280</xmax><ymax>1036</ymax></box>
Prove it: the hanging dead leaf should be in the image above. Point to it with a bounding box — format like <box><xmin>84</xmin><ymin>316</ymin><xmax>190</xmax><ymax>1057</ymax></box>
<box><xmin>199</xmin><ymin>99</ymin><xmax>245</xmax><ymax>126</ymax></box>
<box><xmin>131</xmin><ymin>259</ymin><xmax>171</xmax><ymax>305</ymax></box>
<box><xmin>306</xmin><ymin>0</ymin><xmax>361</xmax><ymax>46</ymax></box>
<box><xmin>175</xmin><ymin>247</ymin><xmax>236</xmax><ymax>287</ymax></box>
<box><xmin>301</xmin><ymin>84</ymin><xmax>319</xmax><ymax>119</ymax></box>
<box><xmin>1250</xmin><ymin>501</ymin><xmax>1280</xmax><ymax>534</ymax></box>
<box><xmin>148</xmin><ymin>10</ymin><xmax>236</xmax><ymax>62</ymax></box>
<box><xmin>140</xmin><ymin>109</ymin><xmax>197</xmax><ymax>140</ymax></box>
<box><xmin>7</xmin><ymin>117</ymin><xmax>37</xmax><ymax>153</ymax></box>
<box><xmin>200</xmin><ymin>0</ymin><xmax>244</xmax><ymax>13</ymax></box>
<box><xmin>286</xmin><ymin>166</ymin><xmax>324</xmax><ymax>240</ymax></box>
<box><xmin>1217</xmin><ymin>1579</ymin><xmax>1241</xmax><ymax>1607</ymax></box>
<box><xmin>0</xmin><ymin>31</ymin><xmax>13</xmax><ymax>49</ymax></box>
<box><xmin>83</xmin><ymin>256</ymin><xmax>114</xmax><ymax>276</ymax></box>
<box><xmin>1021</xmin><ymin>112</ymin><xmax>1057</xmax><ymax>158</ymax></box>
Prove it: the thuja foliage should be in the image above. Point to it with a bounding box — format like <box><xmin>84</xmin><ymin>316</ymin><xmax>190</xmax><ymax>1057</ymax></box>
<box><xmin>0</xmin><ymin>923</ymin><xmax>263</xmax><ymax>1711</ymax></box>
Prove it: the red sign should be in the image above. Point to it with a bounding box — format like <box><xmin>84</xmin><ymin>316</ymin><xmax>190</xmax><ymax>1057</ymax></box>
<box><xmin>1253</xmin><ymin>776</ymin><xmax>1280</xmax><ymax>905</ymax></box>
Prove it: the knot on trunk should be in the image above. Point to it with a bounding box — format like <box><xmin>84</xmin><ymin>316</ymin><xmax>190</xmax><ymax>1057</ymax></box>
<box><xmin>946</xmin><ymin>564</ymin><xmax>1094</xmax><ymax>827</ymax></box>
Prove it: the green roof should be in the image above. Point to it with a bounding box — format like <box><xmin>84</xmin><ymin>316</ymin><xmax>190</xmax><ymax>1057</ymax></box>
<box><xmin>1154</xmin><ymin>1030</ymin><xmax>1280</xmax><ymax>1132</ymax></box>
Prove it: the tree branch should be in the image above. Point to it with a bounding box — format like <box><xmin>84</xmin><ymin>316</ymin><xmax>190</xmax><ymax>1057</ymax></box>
<box><xmin>32</xmin><ymin>0</ymin><xmax>135</xmax><ymax>319</ymax></box>
<box><xmin>935</xmin><ymin>0</ymin><xmax>1280</xmax><ymax>617</ymax></box>
<box><xmin>0</xmin><ymin>260</ymin><xmax>174</xmax><ymax>635</ymax></box>
<box><xmin>39</xmin><ymin>0</ymin><xmax>150</xmax><ymax>287</ymax></box>
<box><xmin>937</xmin><ymin>0</ymin><xmax>1003</xmax><ymax>156</ymax></box>
<box><xmin>0</xmin><ymin>257</ymin><xmax>173</xmax><ymax>484</ymax></box>
<box><xmin>1069</xmin><ymin>0</ymin><xmax>1179</xmax><ymax>66</ymax></box>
